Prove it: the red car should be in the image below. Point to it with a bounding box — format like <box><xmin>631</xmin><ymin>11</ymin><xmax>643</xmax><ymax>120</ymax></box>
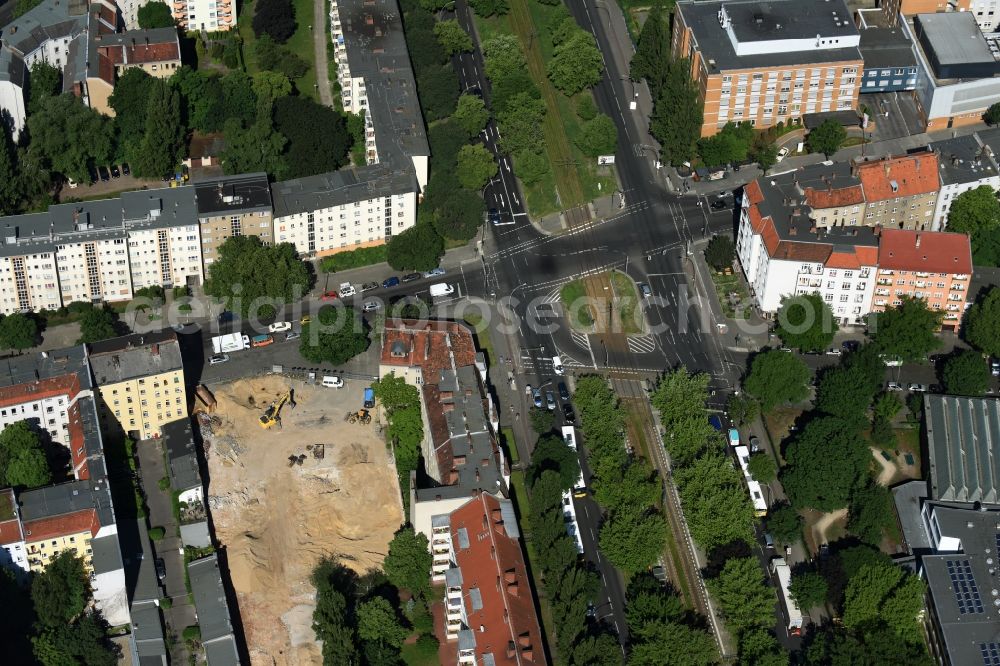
<box><xmin>320</xmin><ymin>291</ymin><xmax>339</xmax><ymax>300</ymax></box>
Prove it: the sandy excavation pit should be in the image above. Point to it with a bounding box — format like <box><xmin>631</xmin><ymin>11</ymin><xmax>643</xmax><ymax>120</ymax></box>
<box><xmin>200</xmin><ymin>375</ymin><xmax>403</xmax><ymax>665</ymax></box>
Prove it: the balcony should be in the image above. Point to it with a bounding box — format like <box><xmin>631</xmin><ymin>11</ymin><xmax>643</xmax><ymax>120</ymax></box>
<box><xmin>876</xmin><ymin>279</ymin><xmax>892</xmax><ymax>286</ymax></box>
<box><xmin>915</xmin><ymin>281</ymin><xmax>926</xmax><ymax>288</ymax></box>
<box><xmin>875</xmin><ymin>289</ymin><xmax>889</xmax><ymax>297</ymax></box>
<box><xmin>950</xmin><ymin>284</ymin><xmax>966</xmax><ymax>291</ymax></box>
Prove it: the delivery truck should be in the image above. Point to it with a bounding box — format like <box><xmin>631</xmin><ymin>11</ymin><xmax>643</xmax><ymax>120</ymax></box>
<box><xmin>771</xmin><ymin>557</ymin><xmax>804</xmax><ymax>636</ymax></box>
<box><xmin>429</xmin><ymin>283</ymin><xmax>455</xmax><ymax>297</ymax></box>
<box><xmin>211</xmin><ymin>333</ymin><xmax>250</xmax><ymax>354</ymax></box>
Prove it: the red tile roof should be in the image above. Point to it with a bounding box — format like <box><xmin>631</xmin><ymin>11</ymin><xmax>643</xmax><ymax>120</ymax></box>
<box><xmin>100</xmin><ymin>41</ymin><xmax>180</xmax><ymax>66</ymax></box>
<box><xmin>877</xmin><ymin>229</ymin><xmax>973</xmax><ymax>275</ymax></box>
<box><xmin>803</xmin><ymin>184</ymin><xmax>865</xmax><ymax>209</ymax></box>
<box><xmin>0</xmin><ymin>374</ymin><xmax>80</xmax><ymax>410</ymax></box>
<box><xmin>856</xmin><ymin>153</ymin><xmax>940</xmax><ymax>201</ymax></box>
<box><xmin>770</xmin><ymin>241</ymin><xmax>832</xmax><ymax>263</ymax></box>
<box><xmin>381</xmin><ymin>320</ymin><xmax>478</xmax><ymax>378</ymax></box>
<box><xmin>450</xmin><ymin>494</ymin><xmax>544</xmax><ymax>665</ymax></box>
<box><xmin>23</xmin><ymin>508</ymin><xmax>98</xmax><ymax>542</ymax></box>
<box><xmin>67</xmin><ymin>401</ymin><xmax>90</xmax><ymax>481</ymax></box>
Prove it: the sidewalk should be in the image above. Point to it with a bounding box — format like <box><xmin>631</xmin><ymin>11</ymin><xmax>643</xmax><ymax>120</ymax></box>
<box><xmin>314</xmin><ymin>1</ymin><xmax>333</xmax><ymax>107</ymax></box>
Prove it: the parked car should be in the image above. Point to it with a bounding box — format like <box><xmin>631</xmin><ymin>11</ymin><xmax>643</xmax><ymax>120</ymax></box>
<box><xmin>98</xmin><ymin>166</ymin><xmax>110</xmax><ymax>182</ymax></box>
<box><xmin>532</xmin><ymin>388</ymin><xmax>543</xmax><ymax>408</ymax></box>
<box><xmin>285</xmin><ymin>331</ymin><xmax>300</xmax><ymax>341</ymax></box>
<box><xmin>826</xmin><ymin>348</ymin><xmax>842</xmax><ymax>356</ymax></box>
<box><xmin>361</xmin><ymin>281</ymin><xmax>379</xmax><ymax>292</ymax></box>
<box><xmin>320</xmin><ymin>291</ymin><xmax>339</xmax><ymax>300</ymax></box>
<box><xmin>110</xmin><ymin>164</ymin><xmax>121</xmax><ymax>178</ymax></box>
<box><xmin>545</xmin><ymin>391</ymin><xmax>556</xmax><ymax>411</ymax></box>
<box><xmin>268</xmin><ymin>321</ymin><xmax>291</xmax><ymax>333</ymax></box>
<box><xmin>338</xmin><ymin>282</ymin><xmax>356</xmax><ymax>298</ymax></box>
<box><xmin>300</xmin><ymin>315</ymin><xmax>311</xmax><ymax>325</ymax></box>
<box><xmin>749</xmin><ymin>435</ymin><xmax>761</xmax><ymax>453</ymax></box>
<box><xmin>710</xmin><ymin>199</ymin><xmax>727</xmax><ymax>210</ymax></box>
<box><xmin>992</xmin><ymin>359</ymin><xmax>1000</xmax><ymax>376</ymax></box>
<box><xmin>842</xmin><ymin>340</ymin><xmax>860</xmax><ymax>352</ymax></box>
<box><xmin>121</xmin><ymin>163</ymin><xmax>131</xmax><ymax>176</ymax></box>
<box><xmin>562</xmin><ymin>403</ymin><xmax>576</xmax><ymax>424</ymax></box>
<box><xmin>382</xmin><ymin>276</ymin><xmax>400</xmax><ymax>288</ymax></box>
<box><xmin>775</xmin><ymin>147</ymin><xmax>790</xmax><ymax>162</ymax></box>
<box><xmin>639</xmin><ymin>282</ymin><xmax>652</xmax><ymax>298</ymax></box>
<box><xmin>155</xmin><ymin>558</ymin><xmax>166</xmax><ymax>582</ymax></box>
<box><xmin>322</xmin><ymin>376</ymin><xmax>344</xmax><ymax>389</ymax></box>
<box><xmin>362</xmin><ymin>300</ymin><xmax>381</xmax><ymax>312</ymax></box>
<box><xmin>887</xmin><ymin>382</ymin><xmax>903</xmax><ymax>391</ymax></box>
<box><xmin>423</xmin><ymin>267</ymin><xmax>446</xmax><ymax>278</ymax></box>
<box><xmin>402</xmin><ymin>272</ymin><xmax>421</xmax><ymax>283</ymax></box>
<box><xmin>908</xmin><ymin>383</ymin><xmax>928</xmax><ymax>392</ymax></box>
<box><xmin>557</xmin><ymin>381</ymin><xmax>569</xmax><ymax>401</ymax></box>
<box><xmin>209</xmin><ymin>353</ymin><xmax>229</xmax><ymax>365</ymax></box>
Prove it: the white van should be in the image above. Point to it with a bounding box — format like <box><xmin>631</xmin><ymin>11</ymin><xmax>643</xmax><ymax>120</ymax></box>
<box><xmin>429</xmin><ymin>283</ymin><xmax>454</xmax><ymax>297</ymax></box>
<box><xmin>322</xmin><ymin>376</ymin><xmax>344</xmax><ymax>388</ymax></box>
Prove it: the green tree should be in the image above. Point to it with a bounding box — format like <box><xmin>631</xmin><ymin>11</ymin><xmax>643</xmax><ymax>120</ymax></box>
<box><xmin>708</xmin><ymin>557</ymin><xmax>775</xmax><ymax>635</ymax></box>
<box><xmin>32</xmin><ymin>613</ymin><xmax>117</xmax><ymax>666</ymax></box>
<box><xmin>630</xmin><ymin>0</ymin><xmax>669</xmax><ymax>95</ymax></box>
<box><xmin>77</xmin><ymin>305</ymin><xmax>122</xmax><ymax>344</ymax></box>
<box><xmin>311</xmin><ymin>559</ymin><xmax>358</xmax><ymax>665</ymax></box>
<box><xmin>942</xmin><ymin>349</ymin><xmax>990</xmax><ymax>396</ymax></box>
<box><xmin>32</xmin><ymin>551</ymin><xmax>87</xmax><ymax>627</ymax></box>
<box><xmin>766</xmin><ymin>504</ymin><xmax>803</xmax><ymax>544</ymax></box>
<box><xmin>738</xmin><ymin>629</ymin><xmax>787</xmax><ymax>666</ymax></box>
<box><xmin>869</xmin><ymin>296</ymin><xmax>943</xmax><ymax>362</ymax></box>
<box><xmin>650</xmin><ymin>58</ymin><xmax>703</xmax><ymax>165</ymax></box>
<box><xmin>431</xmin><ymin>188</ymin><xmax>484</xmax><ymax>241</ymax></box>
<box><xmin>746</xmin><ymin>452</ymin><xmax>777</xmax><ymax>483</ymax></box>
<box><xmin>947</xmin><ymin>184</ymin><xmax>1000</xmax><ymax>237</ymax></box>
<box><xmin>547</xmin><ymin>32</ymin><xmax>604</xmax><ymax>95</ymax></box>
<box><xmin>630</xmin><ymin>621</ymin><xmax>718</xmax><ymax>665</ymax></box>
<box><xmin>843</xmin><ymin>561</ymin><xmax>926</xmax><ymax>643</ymax></box>
<box><xmin>705</xmin><ymin>234</ymin><xmax>735</xmax><ymax>271</ymax></box>
<box><xmin>727</xmin><ymin>394</ymin><xmax>760</xmax><ymax>427</ymax></box>
<box><xmin>251</xmin><ymin>71</ymin><xmax>292</xmax><ymax>115</ymax></box>
<box><xmin>372</xmin><ymin>373</ymin><xmax>420</xmax><ymax>411</ymax></box>
<box><xmin>356</xmin><ymin>597</ymin><xmax>408</xmax><ymax>648</ymax></box>
<box><xmin>789</xmin><ymin>571</ymin><xmax>828</xmax><ymax>610</ymax></box>
<box><xmin>806</xmin><ymin>119</ymin><xmax>847</xmax><ymax>157</ymax></box>
<box><xmin>220</xmin><ymin>118</ymin><xmax>287</xmax><ymax>177</ymax></box>
<box><xmin>253</xmin><ymin>0</ymin><xmax>296</xmax><ymax>43</ymax></box>
<box><xmin>416</xmin><ymin>65</ymin><xmax>460</xmax><ymax>121</ymax></box>
<box><xmin>0</xmin><ymin>312</ymin><xmax>37</xmax><ymax>350</ymax></box>
<box><xmin>698</xmin><ymin>122</ymin><xmax>753</xmax><ymax>167</ymax></box>
<box><xmin>300</xmin><ymin>306</ymin><xmax>370</xmax><ymax>365</ymax></box>
<box><xmin>529</xmin><ymin>406</ymin><xmax>555</xmax><ymax>434</ymax></box>
<box><xmin>170</xmin><ymin>67</ymin><xmax>225</xmax><ymax>133</ymax></box>
<box><xmin>576</xmin><ymin>114</ymin><xmax>618</xmax><ymax>157</ymax></box>
<box><xmin>220</xmin><ymin>70</ymin><xmax>259</xmax><ymax>125</ymax></box>
<box><xmin>386</xmin><ymin>222</ymin><xmax>444</xmax><ymax>271</ymax></box>
<box><xmin>0</xmin><ymin>420</ymin><xmax>50</xmax><ymax>489</ymax></box>
<box><xmin>383</xmin><ymin>527</ymin><xmax>432</xmax><ymax>600</ymax></box>
<box><xmin>456</xmin><ymin>144</ymin><xmax>497</xmax><ymax>190</ymax></box>
<box><xmin>593</xmin><ymin>459</ymin><xmax>660</xmax><ymax>514</ymax></box>
<box><xmin>274</xmin><ymin>97</ymin><xmax>351</xmax><ymax>178</ymax></box>
<box><xmin>986</xmin><ymin>102</ymin><xmax>1000</xmax><ymax>125</ymax></box>
<box><xmin>872</xmin><ymin>391</ymin><xmax>903</xmax><ymax>423</ymax></box>
<box><xmin>253</xmin><ymin>35</ymin><xmax>310</xmax><ymax>80</ymax></box>
<box><xmin>133</xmin><ymin>80</ymin><xmax>185</xmax><ymax>178</ymax></box>
<box><xmin>849</xmin><ymin>483</ymin><xmax>896</xmax><ymax>545</ymax></box>
<box><xmin>434</xmin><ymin>19</ymin><xmax>473</xmax><ymax>54</ymax></box>
<box><xmin>27</xmin><ymin>62</ymin><xmax>62</xmax><ymax>116</ymax></box>
<box><xmin>776</xmin><ymin>293</ymin><xmax>838</xmax><ymax>352</ymax></box>
<box><xmin>815</xmin><ymin>345</ymin><xmax>885</xmax><ymax>422</ymax></box>
<box><xmin>110</xmin><ymin>69</ymin><xmax>156</xmax><ymax>162</ymax></box>
<box><xmin>744</xmin><ymin>350</ymin><xmax>811</xmax><ymax>412</ymax></box>
<box><xmin>529</xmin><ymin>434</ymin><xmax>581</xmax><ymax>491</ymax></box>
<box><xmin>965</xmin><ymin>287</ymin><xmax>1000</xmax><ymax>357</ymax></box>
<box><xmin>27</xmin><ymin>94</ymin><xmax>114</xmax><ymax>183</ymax></box>
<box><xmin>675</xmin><ymin>452</ymin><xmax>756</xmax><ymax>549</ymax></box>
<box><xmin>496</xmin><ymin>93</ymin><xmax>546</xmax><ymax>156</ymax></box>
<box><xmin>482</xmin><ymin>34</ymin><xmax>526</xmax><ymax>82</ymax></box>
<box><xmin>781</xmin><ymin>417</ymin><xmax>870</xmax><ymax>511</ymax></box>
<box><xmin>453</xmin><ymin>94</ymin><xmax>489</xmax><ymax>138</ymax></box>
<box><xmin>137</xmin><ymin>1</ymin><xmax>175</xmax><ymax>27</ymax></box>
<box><xmin>468</xmin><ymin>0</ymin><xmax>508</xmax><ymax>16</ymax></box>
<box><xmin>204</xmin><ymin>236</ymin><xmax>312</xmax><ymax>314</ymax></box>
<box><xmin>600</xmin><ymin>506</ymin><xmax>667</xmax><ymax>576</ymax></box>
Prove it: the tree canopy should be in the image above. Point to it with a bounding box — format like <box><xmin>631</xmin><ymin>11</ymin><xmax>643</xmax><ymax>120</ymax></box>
<box><xmin>434</xmin><ymin>19</ymin><xmax>473</xmax><ymax>54</ymax></box>
<box><xmin>77</xmin><ymin>305</ymin><xmax>124</xmax><ymax>345</ymax></box>
<box><xmin>529</xmin><ymin>433</ymin><xmax>581</xmax><ymax>491</ymax></box>
<box><xmin>0</xmin><ymin>420</ymin><xmax>50</xmax><ymax>490</ymax></box>
<box><xmin>132</xmin><ymin>80</ymin><xmax>185</xmax><ymax>178</ymax></box>
<box><xmin>27</xmin><ymin>94</ymin><xmax>114</xmax><ymax>182</ymax></box>
<box><xmin>776</xmin><ymin>293</ymin><xmax>839</xmax><ymax>352</ymax></box>
<box><xmin>383</xmin><ymin>527</ymin><xmax>432</xmax><ymax>601</ymax></box>
<box><xmin>253</xmin><ymin>0</ymin><xmax>296</xmax><ymax>43</ymax></box>
<box><xmin>630</xmin><ymin>0</ymin><xmax>670</xmax><ymax>96</ymax></box>
<box><xmin>220</xmin><ymin>118</ymin><xmax>287</xmax><ymax>177</ymax></box>
<box><xmin>453</xmin><ymin>94</ymin><xmax>489</xmax><ymax>138</ymax></box>
<box><xmin>32</xmin><ymin>551</ymin><xmax>87</xmax><ymax>627</ymax></box>
<box><xmin>942</xmin><ymin>349</ymin><xmax>990</xmax><ymax>396</ymax></box>
<box><xmin>781</xmin><ymin>417</ymin><xmax>870</xmax><ymax>512</ymax></box>
<box><xmin>456</xmin><ymin>144</ymin><xmax>498</xmax><ymax>190</ymax></box>
<box><xmin>299</xmin><ymin>305</ymin><xmax>370</xmax><ymax>366</ymax></box>
<box><xmin>547</xmin><ymin>31</ymin><xmax>604</xmax><ymax>94</ymax></box>
<box><xmin>708</xmin><ymin>557</ymin><xmax>776</xmax><ymax>636</ymax></box>
<box><xmin>204</xmin><ymin>236</ymin><xmax>312</xmax><ymax>316</ymax></box>
<box><xmin>947</xmin><ymin>185</ymin><xmax>1000</xmax><ymax>237</ymax></box>
<box><xmin>0</xmin><ymin>313</ymin><xmax>37</xmax><ymax>350</ymax></box>
<box><xmin>576</xmin><ymin>114</ymin><xmax>618</xmax><ymax>158</ymax></box>
<box><xmin>705</xmin><ymin>234</ymin><xmax>735</xmax><ymax>272</ymax></box>
<box><xmin>848</xmin><ymin>482</ymin><xmax>896</xmax><ymax>546</ymax></box>
<box><xmin>386</xmin><ymin>222</ymin><xmax>444</xmax><ymax>271</ymax></box>
<box><xmin>274</xmin><ymin>96</ymin><xmax>352</xmax><ymax>179</ymax></box>
<box><xmin>868</xmin><ymin>296</ymin><xmax>943</xmax><ymax>362</ymax></box>
<box><xmin>789</xmin><ymin>571</ymin><xmax>828</xmax><ymax>611</ymax></box>
<box><xmin>650</xmin><ymin>58</ymin><xmax>702</xmax><ymax>165</ymax></box>
<box><xmin>766</xmin><ymin>503</ymin><xmax>803</xmax><ymax>545</ymax></box>
<box><xmin>744</xmin><ymin>350</ymin><xmax>811</xmax><ymax>412</ymax></box>
<box><xmin>137</xmin><ymin>1</ymin><xmax>174</xmax><ymax>28</ymax></box>
<box><xmin>965</xmin><ymin>286</ymin><xmax>1000</xmax><ymax>357</ymax></box>
<box><xmin>807</xmin><ymin>119</ymin><xmax>847</xmax><ymax>157</ymax></box>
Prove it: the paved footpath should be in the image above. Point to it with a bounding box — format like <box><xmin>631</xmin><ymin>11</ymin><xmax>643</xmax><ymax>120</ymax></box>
<box><xmin>314</xmin><ymin>0</ymin><xmax>333</xmax><ymax>107</ymax></box>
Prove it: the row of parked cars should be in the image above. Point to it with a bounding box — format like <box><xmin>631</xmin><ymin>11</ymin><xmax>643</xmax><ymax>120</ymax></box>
<box><xmin>527</xmin><ymin>380</ymin><xmax>576</xmax><ymax>424</ymax></box>
<box><xmin>68</xmin><ymin>163</ymin><xmax>132</xmax><ymax>188</ymax></box>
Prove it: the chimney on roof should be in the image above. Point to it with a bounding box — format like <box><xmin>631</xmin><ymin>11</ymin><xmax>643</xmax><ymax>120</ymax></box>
<box><xmin>519</xmin><ymin>634</ymin><xmax>532</xmax><ymax>648</ymax></box>
<box><xmin>874</xmin><ymin>224</ymin><xmax>882</xmax><ymax>236</ymax></box>
<box><xmin>507</xmin><ymin>643</ymin><xmax>516</xmax><ymax>659</ymax></box>
<box><xmin>492</xmin><ymin>508</ymin><xmax>503</xmax><ymax>523</ymax></box>
<box><xmin>915</xmin><ymin>234</ymin><xmax>921</xmax><ymax>248</ymax></box>
<box><xmin>810</xmin><ymin>225</ymin><xmax>817</xmax><ymax>234</ymax></box>
<box><xmin>788</xmin><ymin>225</ymin><xmax>798</xmax><ymax>236</ymax></box>
<box><xmin>884</xmin><ymin>160</ymin><xmax>890</xmax><ymax>178</ymax></box>
<box><xmin>448</xmin><ymin>470</ymin><xmax>459</xmax><ymax>484</ymax></box>
<box><xmin>507</xmin><ymin>579</ymin><xmax>519</xmax><ymax>597</ymax></box>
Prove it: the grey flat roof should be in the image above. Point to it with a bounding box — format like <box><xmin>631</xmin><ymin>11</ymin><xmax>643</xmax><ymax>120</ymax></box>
<box><xmin>0</xmin><ymin>345</ymin><xmax>89</xmax><ymax>390</ymax></box>
<box><xmin>337</xmin><ymin>0</ymin><xmax>430</xmax><ymax>163</ymax></box>
<box><xmin>88</xmin><ymin>332</ymin><xmax>184</xmax><ymax>384</ymax></box>
<box><xmin>0</xmin><ymin>185</ymin><xmax>197</xmax><ymax>259</ymax></box>
<box><xmin>891</xmin><ymin>480</ymin><xmax>931</xmax><ymax>554</ymax></box>
<box><xmin>162</xmin><ymin>419</ymin><xmax>202</xmax><ymax>492</ymax></box>
<box><xmin>18</xmin><ymin>477</ymin><xmax>115</xmax><ymax>529</ymax></box>
<box><xmin>858</xmin><ymin>27</ymin><xmax>916</xmax><ymax>70</ymax></box>
<box><xmin>677</xmin><ymin>0</ymin><xmax>862</xmax><ymax>72</ymax></box>
<box><xmin>271</xmin><ymin>162</ymin><xmax>419</xmax><ymax>218</ymax></box>
<box><xmin>915</xmin><ymin>12</ymin><xmax>994</xmax><ymax>67</ymax></box>
<box><xmin>925</xmin><ymin>395</ymin><xmax>1000</xmax><ymax>504</ymax></box>
<box><xmin>188</xmin><ymin>554</ymin><xmax>240</xmax><ymax>666</ymax></box>
<box><xmin>929</xmin><ymin>134</ymin><xmax>997</xmax><ymax>186</ymax></box>
<box><xmin>131</xmin><ymin>602</ymin><xmax>167</xmax><ymax>664</ymax></box>
<box><xmin>193</xmin><ymin>173</ymin><xmax>272</xmax><ymax>217</ymax></box>
<box><xmin>90</xmin><ymin>533</ymin><xmax>123</xmax><ymax>575</ymax></box>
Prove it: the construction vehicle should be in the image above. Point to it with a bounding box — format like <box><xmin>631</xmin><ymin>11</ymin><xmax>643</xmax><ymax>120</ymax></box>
<box><xmin>345</xmin><ymin>409</ymin><xmax>372</xmax><ymax>425</ymax></box>
<box><xmin>259</xmin><ymin>390</ymin><xmax>295</xmax><ymax>429</ymax></box>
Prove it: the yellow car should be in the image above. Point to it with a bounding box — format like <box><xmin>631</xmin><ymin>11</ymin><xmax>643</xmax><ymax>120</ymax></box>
<box><xmin>300</xmin><ymin>315</ymin><xmax>312</xmax><ymax>325</ymax></box>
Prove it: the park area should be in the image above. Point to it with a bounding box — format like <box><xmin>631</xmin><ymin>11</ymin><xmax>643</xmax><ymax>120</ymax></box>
<box><xmin>200</xmin><ymin>375</ymin><xmax>402</xmax><ymax>665</ymax></box>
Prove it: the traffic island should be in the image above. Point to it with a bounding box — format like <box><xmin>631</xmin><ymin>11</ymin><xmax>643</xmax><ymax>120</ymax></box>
<box><xmin>559</xmin><ymin>270</ymin><xmax>646</xmax><ymax>335</ymax></box>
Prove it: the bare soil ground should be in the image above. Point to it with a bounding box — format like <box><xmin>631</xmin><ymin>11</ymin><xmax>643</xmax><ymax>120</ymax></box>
<box><xmin>201</xmin><ymin>376</ymin><xmax>403</xmax><ymax>665</ymax></box>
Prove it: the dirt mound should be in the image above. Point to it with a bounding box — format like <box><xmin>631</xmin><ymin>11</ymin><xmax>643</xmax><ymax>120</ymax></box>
<box><xmin>203</xmin><ymin>375</ymin><xmax>403</xmax><ymax>666</ymax></box>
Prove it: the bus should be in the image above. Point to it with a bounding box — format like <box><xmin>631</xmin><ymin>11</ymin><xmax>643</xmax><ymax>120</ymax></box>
<box><xmin>735</xmin><ymin>445</ymin><xmax>769</xmax><ymax>517</ymax></box>
<box><xmin>562</xmin><ymin>426</ymin><xmax>587</xmax><ymax>498</ymax></box>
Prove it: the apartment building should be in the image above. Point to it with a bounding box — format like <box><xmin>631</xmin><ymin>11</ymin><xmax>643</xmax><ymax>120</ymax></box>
<box><xmin>442</xmin><ymin>493</ymin><xmax>545</xmax><ymax>665</ymax></box>
<box><xmin>330</xmin><ymin>0</ymin><xmax>429</xmax><ymax>190</ymax></box>
<box><xmin>671</xmin><ymin>0</ymin><xmax>863</xmax><ymax>137</ymax></box>
<box><xmin>857</xmin><ymin>11</ymin><xmax>919</xmax><ymax>94</ymax></box>
<box><xmin>870</xmin><ymin>229</ymin><xmax>972</xmax><ymax>329</ymax></box>
<box><xmin>929</xmin><ymin>132</ymin><xmax>1000</xmax><ymax>230</ymax></box>
<box><xmin>854</xmin><ymin>151</ymin><xmax>940</xmax><ymax>230</ymax></box>
<box><xmin>793</xmin><ymin>161</ymin><xmax>867</xmax><ymax>227</ymax></box>
<box><xmin>194</xmin><ymin>174</ymin><xmax>274</xmax><ymax>268</ymax></box>
<box><xmin>739</xmin><ymin>175</ymin><xmax>973</xmax><ymax>325</ymax></box>
<box><xmin>172</xmin><ymin>0</ymin><xmax>236</xmax><ymax>32</ymax></box>
<box><xmin>379</xmin><ymin>320</ymin><xmax>509</xmax><ymax>582</ymax></box>
<box><xmin>0</xmin><ymin>186</ymin><xmax>201</xmax><ymax>315</ymax></box>
<box><xmin>87</xmin><ymin>27</ymin><xmax>183</xmax><ymax>115</ymax></box>
<box><xmin>0</xmin><ymin>346</ymin><xmax>129</xmax><ymax>626</ymax></box>
<box><xmin>271</xmin><ymin>164</ymin><xmax>419</xmax><ymax>257</ymax></box>
<box><xmin>88</xmin><ymin>331</ymin><xmax>187</xmax><ymax>441</ymax></box>
<box><xmin>904</xmin><ymin>12</ymin><xmax>1000</xmax><ymax>131</ymax></box>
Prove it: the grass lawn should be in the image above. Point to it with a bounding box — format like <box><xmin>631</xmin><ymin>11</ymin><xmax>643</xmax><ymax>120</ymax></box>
<box><xmin>502</xmin><ymin>427</ymin><xmax>519</xmax><ymax>464</ymax></box>
<box><xmin>610</xmin><ymin>270</ymin><xmax>643</xmax><ymax>334</ymax></box>
<box><xmin>709</xmin><ymin>270</ymin><xmax>749</xmax><ymax>319</ymax></box>
<box><xmin>238</xmin><ymin>0</ymin><xmax>319</xmax><ymax>102</ymax></box>
<box><xmin>401</xmin><ymin>639</ymin><xmax>438</xmax><ymax>666</ymax></box>
<box><xmin>237</xmin><ymin>0</ymin><xmax>259</xmax><ymax>72</ymax></box>
<box><xmin>463</xmin><ymin>311</ymin><xmax>495</xmax><ymax>368</ymax></box>
<box><xmin>841</xmin><ymin>136</ymin><xmax>868</xmax><ymax>148</ymax></box>
<box><xmin>559</xmin><ymin>278</ymin><xmax>595</xmax><ymax>330</ymax></box>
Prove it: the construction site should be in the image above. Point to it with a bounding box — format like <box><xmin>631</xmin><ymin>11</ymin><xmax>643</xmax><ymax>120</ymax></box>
<box><xmin>198</xmin><ymin>375</ymin><xmax>403</xmax><ymax>665</ymax></box>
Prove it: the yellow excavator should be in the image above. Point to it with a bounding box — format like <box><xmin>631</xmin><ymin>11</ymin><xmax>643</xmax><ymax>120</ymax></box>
<box><xmin>259</xmin><ymin>390</ymin><xmax>295</xmax><ymax>429</ymax></box>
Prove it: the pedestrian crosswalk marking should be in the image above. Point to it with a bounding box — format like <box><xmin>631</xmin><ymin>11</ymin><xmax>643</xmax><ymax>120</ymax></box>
<box><xmin>627</xmin><ymin>335</ymin><xmax>656</xmax><ymax>354</ymax></box>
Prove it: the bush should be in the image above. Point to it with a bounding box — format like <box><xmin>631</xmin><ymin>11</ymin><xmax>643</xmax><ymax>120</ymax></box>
<box><xmin>149</xmin><ymin>526</ymin><xmax>166</xmax><ymax>541</ymax></box>
<box><xmin>705</xmin><ymin>235</ymin><xmax>735</xmax><ymax>271</ymax></box>
<box><xmin>576</xmin><ymin>95</ymin><xmax>597</xmax><ymax>121</ymax></box>
<box><xmin>159</xmin><ymin>597</ymin><xmax>172</xmax><ymax>609</ymax></box>
<box><xmin>576</xmin><ymin>114</ymin><xmax>618</xmax><ymax>157</ymax></box>
<box><xmin>182</xmin><ymin>625</ymin><xmax>201</xmax><ymax>642</ymax></box>
<box><xmin>157</xmin><ymin>476</ymin><xmax>170</xmax><ymax>491</ymax></box>
<box><xmin>319</xmin><ymin>245</ymin><xmax>389</xmax><ymax>272</ymax></box>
